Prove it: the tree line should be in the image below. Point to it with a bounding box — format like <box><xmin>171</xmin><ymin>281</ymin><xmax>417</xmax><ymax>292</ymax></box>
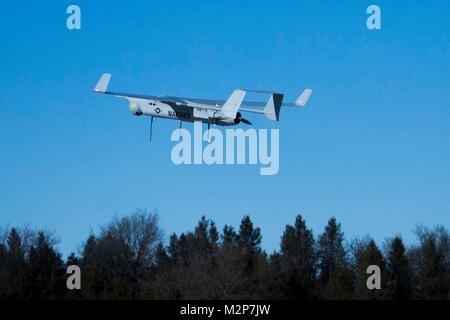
<box><xmin>0</xmin><ymin>210</ymin><xmax>448</xmax><ymax>300</ymax></box>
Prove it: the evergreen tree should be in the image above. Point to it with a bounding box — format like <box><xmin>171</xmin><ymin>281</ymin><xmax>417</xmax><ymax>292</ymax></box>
<box><xmin>151</xmin><ymin>217</ymin><xmax>222</xmax><ymax>299</ymax></box>
<box><xmin>236</xmin><ymin>215</ymin><xmax>266</xmax><ymax>298</ymax></box>
<box><xmin>24</xmin><ymin>231</ymin><xmax>66</xmax><ymax>299</ymax></box>
<box><xmin>65</xmin><ymin>253</ymin><xmax>82</xmax><ymax>300</ymax></box>
<box><xmin>317</xmin><ymin>217</ymin><xmax>353</xmax><ymax>299</ymax></box>
<box><xmin>167</xmin><ymin>233</ymin><xmax>181</xmax><ymax>262</ymax></box>
<box><xmin>154</xmin><ymin>243</ymin><xmax>171</xmax><ymax>268</ymax></box>
<box><xmin>222</xmin><ymin>225</ymin><xmax>238</xmax><ymax>248</ymax></box>
<box><xmin>238</xmin><ymin>215</ymin><xmax>262</xmax><ymax>250</ymax></box>
<box><xmin>193</xmin><ymin>216</ymin><xmax>213</xmax><ymax>254</ymax></box>
<box><xmin>209</xmin><ymin>221</ymin><xmax>219</xmax><ymax>251</ymax></box>
<box><xmin>80</xmin><ymin>235</ymin><xmax>106</xmax><ymax>299</ymax></box>
<box><xmin>4</xmin><ymin>228</ymin><xmax>27</xmax><ymax>299</ymax></box>
<box><xmin>385</xmin><ymin>236</ymin><xmax>413</xmax><ymax>300</ymax></box>
<box><xmin>352</xmin><ymin>238</ymin><xmax>386</xmax><ymax>299</ymax></box>
<box><xmin>275</xmin><ymin>215</ymin><xmax>316</xmax><ymax>299</ymax></box>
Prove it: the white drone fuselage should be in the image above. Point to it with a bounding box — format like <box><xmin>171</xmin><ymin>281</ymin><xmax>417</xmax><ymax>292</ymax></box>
<box><xmin>128</xmin><ymin>98</ymin><xmax>238</xmax><ymax>126</ymax></box>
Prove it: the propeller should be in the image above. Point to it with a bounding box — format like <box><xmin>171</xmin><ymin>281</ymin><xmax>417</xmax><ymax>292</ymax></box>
<box><xmin>235</xmin><ymin>112</ymin><xmax>252</xmax><ymax>125</ymax></box>
<box><xmin>240</xmin><ymin>118</ymin><xmax>252</xmax><ymax>125</ymax></box>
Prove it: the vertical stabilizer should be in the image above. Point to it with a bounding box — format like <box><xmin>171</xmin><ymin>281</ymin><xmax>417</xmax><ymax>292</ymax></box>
<box><xmin>93</xmin><ymin>73</ymin><xmax>112</xmax><ymax>93</ymax></box>
<box><xmin>264</xmin><ymin>93</ymin><xmax>284</xmax><ymax>121</ymax></box>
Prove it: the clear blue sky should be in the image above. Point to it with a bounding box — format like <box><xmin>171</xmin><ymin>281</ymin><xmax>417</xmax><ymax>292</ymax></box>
<box><xmin>0</xmin><ymin>1</ymin><xmax>449</xmax><ymax>256</ymax></box>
